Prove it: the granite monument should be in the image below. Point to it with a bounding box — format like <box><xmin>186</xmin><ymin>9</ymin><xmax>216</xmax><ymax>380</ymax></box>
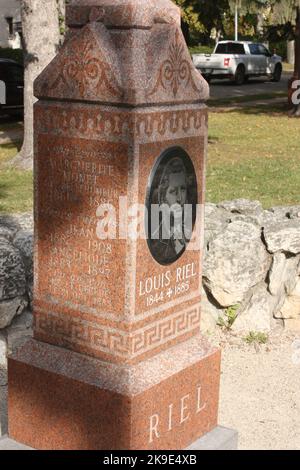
<box><xmin>8</xmin><ymin>0</ymin><xmax>222</xmax><ymax>450</ymax></box>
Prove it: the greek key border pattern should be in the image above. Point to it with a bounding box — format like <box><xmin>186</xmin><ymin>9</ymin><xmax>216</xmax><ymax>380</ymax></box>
<box><xmin>34</xmin><ymin>306</ymin><xmax>200</xmax><ymax>359</ymax></box>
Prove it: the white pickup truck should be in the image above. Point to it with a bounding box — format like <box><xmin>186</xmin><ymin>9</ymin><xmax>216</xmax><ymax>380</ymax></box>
<box><xmin>193</xmin><ymin>41</ymin><xmax>283</xmax><ymax>85</ymax></box>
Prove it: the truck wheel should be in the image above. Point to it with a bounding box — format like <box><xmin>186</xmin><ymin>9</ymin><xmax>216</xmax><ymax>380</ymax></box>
<box><xmin>234</xmin><ymin>65</ymin><xmax>246</xmax><ymax>85</ymax></box>
<box><xmin>272</xmin><ymin>64</ymin><xmax>282</xmax><ymax>82</ymax></box>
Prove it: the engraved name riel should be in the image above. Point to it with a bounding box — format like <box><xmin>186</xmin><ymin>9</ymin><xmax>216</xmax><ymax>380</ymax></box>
<box><xmin>148</xmin><ymin>384</ymin><xmax>206</xmax><ymax>443</ymax></box>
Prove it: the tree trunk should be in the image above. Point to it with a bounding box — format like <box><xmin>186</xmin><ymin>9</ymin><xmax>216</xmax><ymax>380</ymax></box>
<box><xmin>287</xmin><ymin>40</ymin><xmax>295</xmax><ymax>66</ymax></box>
<box><xmin>256</xmin><ymin>13</ymin><xmax>264</xmax><ymax>37</ymax></box>
<box><xmin>289</xmin><ymin>7</ymin><xmax>300</xmax><ymax>116</ymax></box>
<box><xmin>215</xmin><ymin>29</ymin><xmax>222</xmax><ymax>44</ymax></box>
<box><xmin>12</xmin><ymin>0</ymin><xmax>61</xmax><ymax>170</ymax></box>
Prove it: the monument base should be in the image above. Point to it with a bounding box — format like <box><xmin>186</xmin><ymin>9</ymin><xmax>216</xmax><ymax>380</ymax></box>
<box><xmin>0</xmin><ymin>426</ymin><xmax>238</xmax><ymax>450</ymax></box>
<box><xmin>8</xmin><ymin>335</ymin><xmax>220</xmax><ymax>450</ymax></box>
<box><xmin>187</xmin><ymin>426</ymin><xmax>238</xmax><ymax>450</ymax></box>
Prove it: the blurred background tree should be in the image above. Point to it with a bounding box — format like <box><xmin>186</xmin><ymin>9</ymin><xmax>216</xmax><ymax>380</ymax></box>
<box><xmin>13</xmin><ymin>0</ymin><xmax>62</xmax><ymax>170</ymax></box>
<box><xmin>172</xmin><ymin>0</ymin><xmax>299</xmax><ymax>114</ymax></box>
<box><xmin>269</xmin><ymin>1</ymin><xmax>300</xmax><ymax>114</ymax></box>
<box><xmin>11</xmin><ymin>0</ymin><xmax>300</xmax><ymax>170</ymax></box>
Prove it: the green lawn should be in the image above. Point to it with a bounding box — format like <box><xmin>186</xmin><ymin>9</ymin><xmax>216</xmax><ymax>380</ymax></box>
<box><xmin>0</xmin><ymin>143</ymin><xmax>33</xmax><ymax>214</ymax></box>
<box><xmin>207</xmin><ymin>103</ymin><xmax>300</xmax><ymax>208</ymax></box>
<box><xmin>283</xmin><ymin>62</ymin><xmax>294</xmax><ymax>72</ymax></box>
<box><xmin>0</xmin><ymin>102</ymin><xmax>299</xmax><ymax>214</ymax></box>
<box><xmin>189</xmin><ymin>45</ymin><xmax>214</xmax><ymax>55</ymax></box>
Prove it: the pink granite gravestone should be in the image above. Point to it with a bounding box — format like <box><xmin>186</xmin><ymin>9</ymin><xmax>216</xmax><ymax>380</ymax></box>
<box><xmin>8</xmin><ymin>0</ymin><xmax>221</xmax><ymax>450</ymax></box>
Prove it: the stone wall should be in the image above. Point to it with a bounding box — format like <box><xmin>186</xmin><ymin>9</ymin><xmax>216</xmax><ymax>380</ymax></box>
<box><xmin>202</xmin><ymin>199</ymin><xmax>300</xmax><ymax>333</ymax></box>
<box><xmin>1</xmin><ymin>200</ymin><xmax>300</xmax><ymax>433</ymax></box>
<box><xmin>0</xmin><ymin>213</ymin><xmax>33</xmax><ymax>435</ymax></box>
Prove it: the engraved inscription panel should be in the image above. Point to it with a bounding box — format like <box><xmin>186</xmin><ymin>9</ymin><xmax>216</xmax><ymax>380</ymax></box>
<box><xmin>136</xmin><ymin>137</ymin><xmax>204</xmax><ymax>317</ymax></box>
<box><xmin>36</xmin><ymin>135</ymin><xmax>128</xmax><ymax>316</ymax></box>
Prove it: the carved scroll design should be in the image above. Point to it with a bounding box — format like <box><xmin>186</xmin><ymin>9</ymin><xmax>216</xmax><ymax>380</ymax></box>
<box><xmin>147</xmin><ymin>29</ymin><xmax>202</xmax><ymax>99</ymax></box>
<box><xmin>49</xmin><ymin>38</ymin><xmax>122</xmax><ymax>99</ymax></box>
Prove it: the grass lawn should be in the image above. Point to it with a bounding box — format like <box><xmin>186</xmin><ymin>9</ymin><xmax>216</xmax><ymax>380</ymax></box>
<box><xmin>0</xmin><ymin>120</ymin><xmax>23</xmax><ymax>130</ymax></box>
<box><xmin>0</xmin><ymin>102</ymin><xmax>299</xmax><ymax>214</ymax></box>
<box><xmin>189</xmin><ymin>45</ymin><xmax>214</xmax><ymax>55</ymax></box>
<box><xmin>283</xmin><ymin>62</ymin><xmax>294</xmax><ymax>72</ymax></box>
<box><xmin>207</xmin><ymin>102</ymin><xmax>300</xmax><ymax>208</ymax></box>
<box><xmin>0</xmin><ymin>142</ymin><xmax>33</xmax><ymax>214</ymax></box>
<box><xmin>209</xmin><ymin>91</ymin><xmax>287</xmax><ymax>107</ymax></box>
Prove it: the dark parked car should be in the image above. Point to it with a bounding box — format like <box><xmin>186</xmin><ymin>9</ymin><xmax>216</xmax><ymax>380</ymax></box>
<box><xmin>0</xmin><ymin>58</ymin><xmax>24</xmax><ymax>117</ymax></box>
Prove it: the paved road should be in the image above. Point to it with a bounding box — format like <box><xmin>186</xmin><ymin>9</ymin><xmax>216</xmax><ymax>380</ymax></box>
<box><xmin>0</xmin><ymin>116</ymin><xmax>23</xmax><ymax>145</ymax></box>
<box><xmin>209</xmin><ymin>71</ymin><xmax>292</xmax><ymax>100</ymax></box>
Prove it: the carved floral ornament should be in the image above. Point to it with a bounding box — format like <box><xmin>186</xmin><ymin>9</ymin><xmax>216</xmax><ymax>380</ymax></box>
<box><xmin>48</xmin><ymin>34</ymin><xmax>123</xmax><ymax>100</ymax></box>
<box><xmin>64</xmin><ymin>40</ymin><xmax>122</xmax><ymax>98</ymax></box>
<box><xmin>42</xmin><ymin>24</ymin><xmax>204</xmax><ymax>104</ymax></box>
<box><xmin>147</xmin><ymin>29</ymin><xmax>203</xmax><ymax>99</ymax></box>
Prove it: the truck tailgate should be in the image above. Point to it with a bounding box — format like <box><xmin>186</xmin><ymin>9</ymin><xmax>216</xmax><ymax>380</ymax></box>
<box><xmin>193</xmin><ymin>54</ymin><xmax>224</xmax><ymax>70</ymax></box>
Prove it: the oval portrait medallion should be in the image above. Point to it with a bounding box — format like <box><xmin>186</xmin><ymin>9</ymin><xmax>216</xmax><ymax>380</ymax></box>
<box><xmin>145</xmin><ymin>147</ymin><xmax>198</xmax><ymax>266</ymax></box>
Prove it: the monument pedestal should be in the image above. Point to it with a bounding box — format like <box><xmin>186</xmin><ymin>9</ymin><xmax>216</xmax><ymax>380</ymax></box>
<box><xmin>9</xmin><ymin>335</ymin><xmax>220</xmax><ymax>450</ymax></box>
<box><xmin>1</xmin><ymin>427</ymin><xmax>238</xmax><ymax>451</ymax></box>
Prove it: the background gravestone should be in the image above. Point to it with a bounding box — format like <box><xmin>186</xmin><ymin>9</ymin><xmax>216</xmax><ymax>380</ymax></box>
<box><xmin>8</xmin><ymin>0</ymin><xmax>221</xmax><ymax>450</ymax></box>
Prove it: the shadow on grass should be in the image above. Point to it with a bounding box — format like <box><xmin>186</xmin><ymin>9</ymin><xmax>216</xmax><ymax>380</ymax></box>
<box><xmin>0</xmin><ymin>142</ymin><xmax>22</xmax><ymax>152</ymax></box>
<box><xmin>0</xmin><ymin>114</ymin><xmax>23</xmax><ymax>128</ymax></box>
<box><xmin>0</xmin><ymin>155</ymin><xmax>33</xmax><ymax>214</ymax></box>
<box><xmin>0</xmin><ymin>181</ymin><xmax>12</xmax><ymax>213</ymax></box>
<box><xmin>208</xmin><ymin>136</ymin><xmax>220</xmax><ymax>144</ymax></box>
<box><xmin>213</xmin><ymin>102</ymin><xmax>293</xmax><ymax>117</ymax></box>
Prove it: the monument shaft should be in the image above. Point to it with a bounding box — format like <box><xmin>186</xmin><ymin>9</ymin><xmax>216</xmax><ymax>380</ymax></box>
<box><xmin>8</xmin><ymin>0</ymin><xmax>221</xmax><ymax>449</ymax></box>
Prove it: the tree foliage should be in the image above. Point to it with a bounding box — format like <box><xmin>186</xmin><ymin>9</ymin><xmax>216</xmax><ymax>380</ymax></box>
<box><xmin>173</xmin><ymin>0</ymin><xmax>231</xmax><ymax>43</ymax></box>
<box><xmin>228</xmin><ymin>0</ymin><xmax>269</xmax><ymax>15</ymax></box>
<box><xmin>173</xmin><ymin>0</ymin><xmax>269</xmax><ymax>44</ymax></box>
<box><xmin>271</xmin><ymin>0</ymin><xmax>300</xmax><ymax>25</ymax></box>
<box><xmin>173</xmin><ymin>0</ymin><xmax>300</xmax><ymax>114</ymax></box>
<box><xmin>173</xmin><ymin>0</ymin><xmax>205</xmax><ymax>35</ymax></box>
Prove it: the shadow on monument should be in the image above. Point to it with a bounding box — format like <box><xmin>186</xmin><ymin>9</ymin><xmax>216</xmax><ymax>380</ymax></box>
<box><xmin>0</xmin><ymin>366</ymin><xmax>8</xmax><ymax>437</ymax></box>
<box><xmin>8</xmin><ymin>354</ymin><xmax>134</xmax><ymax>449</ymax></box>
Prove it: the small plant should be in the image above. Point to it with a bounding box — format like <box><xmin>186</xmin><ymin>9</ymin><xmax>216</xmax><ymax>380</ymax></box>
<box><xmin>217</xmin><ymin>304</ymin><xmax>239</xmax><ymax>330</ymax></box>
<box><xmin>244</xmin><ymin>331</ymin><xmax>269</xmax><ymax>345</ymax></box>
